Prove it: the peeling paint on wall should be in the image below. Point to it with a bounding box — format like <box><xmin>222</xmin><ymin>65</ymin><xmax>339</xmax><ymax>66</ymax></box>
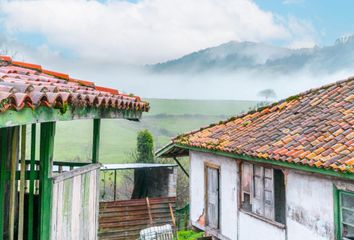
<box><xmin>287</xmin><ymin>205</ymin><xmax>333</xmax><ymax>238</ymax></box>
<box><xmin>197</xmin><ymin>209</ymin><xmax>205</xmax><ymax>227</ymax></box>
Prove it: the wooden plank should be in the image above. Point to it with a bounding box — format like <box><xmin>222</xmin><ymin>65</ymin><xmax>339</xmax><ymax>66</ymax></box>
<box><xmin>169</xmin><ymin>203</ymin><xmax>176</xmax><ymax>228</ymax></box>
<box><xmin>80</xmin><ymin>172</ymin><xmax>90</xmax><ymax>240</ymax></box>
<box><xmin>39</xmin><ymin>122</ymin><xmax>55</xmax><ymax>239</ymax></box>
<box><xmin>71</xmin><ymin>175</ymin><xmax>81</xmax><ymax>240</ymax></box>
<box><xmin>0</xmin><ymin>128</ymin><xmax>9</xmax><ymax>240</ymax></box>
<box><xmin>51</xmin><ymin>181</ymin><xmax>59</xmax><ymax>240</ymax></box>
<box><xmin>18</xmin><ymin>125</ymin><xmax>27</xmax><ymax>240</ymax></box>
<box><xmin>9</xmin><ymin>126</ymin><xmax>19</xmax><ymax>240</ymax></box>
<box><xmin>62</xmin><ymin>178</ymin><xmax>73</xmax><ymax>240</ymax></box>
<box><xmin>52</xmin><ymin>163</ymin><xmax>101</xmax><ymax>183</ymax></box>
<box><xmin>56</xmin><ymin>181</ymin><xmax>64</xmax><ymax>240</ymax></box>
<box><xmin>92</xmin><ymin>119</ymin><xmax>101</xmax><ymax>164</ymax></box>
<box><xmin>88</xmin><ymin>170</ymin><xmax>96</xmax><ymax>239</ymax></box>
<box><xmin>146</xmin><ymin>197</ymin><xmax>153</xmax><ymax>225</ymax></box>
<box><xmin>28</xmin><ymin>124</ymin><xmax>36</xmax><ymax>240</ymax></box>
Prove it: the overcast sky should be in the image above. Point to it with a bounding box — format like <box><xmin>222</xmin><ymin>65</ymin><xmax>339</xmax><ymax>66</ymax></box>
<box><xmin>0</xmin><ymin>0</ymin><xmax>353</xmax><ymax>99</ymax></box>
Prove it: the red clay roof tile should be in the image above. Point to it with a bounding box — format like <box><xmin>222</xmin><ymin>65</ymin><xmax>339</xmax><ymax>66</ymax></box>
<box><xmin>0</xmin><ymin>56</ymin><xmax>149</xmax><ymax>113</ymax></box>
<box><xmin>173</xmin><ymin>77</ymin><xmax>354</xmax><ymax>173</ymax></box>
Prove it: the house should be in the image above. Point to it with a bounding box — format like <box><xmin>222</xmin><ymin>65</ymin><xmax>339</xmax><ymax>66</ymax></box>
<box><xmin>157</xmin><ymin>78</ymin><xmax>354</xmax><ymax>240</ymax></box>
<box><xmin>0</xmin><ymin>56</ymin><xmax>149</xmax><ymax>240</ymax></box>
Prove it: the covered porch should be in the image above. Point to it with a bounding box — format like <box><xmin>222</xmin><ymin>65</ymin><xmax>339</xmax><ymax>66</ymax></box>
<box><xmin>0</xmin><ymin>56</ymin><xmax>149</xmax><ymax>240</ymax></box>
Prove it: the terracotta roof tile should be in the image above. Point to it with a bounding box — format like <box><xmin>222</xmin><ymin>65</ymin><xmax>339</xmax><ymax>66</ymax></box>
<box><xmin>174</xmin><ymin>77</ymin><xmax>354</xmax><ymax>173</ymax></box>
<box><xmin>0</xmin><ymin>56</ymin><xmax>149</xmax><ymax>113</ymax></box>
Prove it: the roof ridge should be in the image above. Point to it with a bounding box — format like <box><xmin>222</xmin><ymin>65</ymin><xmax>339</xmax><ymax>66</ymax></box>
<box><xmin>174</xmin><ymin>76</ymin><xmax>354</xmax><ymax>141</ymax></box>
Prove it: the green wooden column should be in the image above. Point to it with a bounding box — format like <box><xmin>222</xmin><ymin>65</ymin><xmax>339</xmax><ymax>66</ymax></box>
<box><xmin>9</xmin><ymin>126</ymin><xmax>19</xmax><ymax>240</ymax></box>
<box><xmin>92</xmin><ymin>119</ymin><xmax>101</xmax><ymax>163</ymax></box>
<box><xmin>0</xmin><ymin>128</ymin><xmax>8</xmax><ymax>240</ymax></box>
<box><xmin>28</xmin><ymin>124</ymin><xmax>36</xmax><ymax>240</ymax></box>
<box><xmin>39</xmin><ymin>122</ymin><xmax>56</xmax><ymax>239</ymax></box>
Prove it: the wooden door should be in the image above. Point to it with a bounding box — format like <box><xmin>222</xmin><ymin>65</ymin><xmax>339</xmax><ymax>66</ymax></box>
<box><xmin>206</xmin><ymin>166</ymin><xmax>219</xmax><ymax>229</ymax></box>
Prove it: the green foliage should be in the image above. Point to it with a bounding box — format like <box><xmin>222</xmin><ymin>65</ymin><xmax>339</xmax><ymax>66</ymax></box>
<box><xmin>50</xmin><ymin>99</ymin><xmax>258</xmax><ymax>163</ymax></box>
<box><xmin>285</xmin><ymin>95</ymin><xmax>300</xmax><ymax>102</ymax></box>
<box><xmin>59</xmin><ymin>102</ymin><xmax>68</xmax><ymax>114</ymax></box>
<box><xmin>178</xmin><ymin>230</ymin><xmax>204</xmax><ymax>240</ymax></box>
<box><xmin>136</xmin><ymin>129</ymin><xmax>154</xmax><ymax>163</ymax></box>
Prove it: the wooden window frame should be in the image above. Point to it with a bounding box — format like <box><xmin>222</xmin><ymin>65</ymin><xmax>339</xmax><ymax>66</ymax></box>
<box><xmin>239</xmin><ymin>161</ymin><xmax>286</xmax><ymax>227</ymax></box>
<box><xmin>204</xmin><ymin>162</ymin><xmax>220</xmax><ymax>230</ymax></box>
<box><xmin>334</xmin><ymin>188</ymin><xmax>354</xmax><ymax>240</ymax></box>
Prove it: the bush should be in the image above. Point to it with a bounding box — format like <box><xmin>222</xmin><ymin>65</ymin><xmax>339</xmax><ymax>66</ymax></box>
<box><xmin>178</xmin><ymin>230</ymin><xmax>204</xmax><ymax>240</ymax></box>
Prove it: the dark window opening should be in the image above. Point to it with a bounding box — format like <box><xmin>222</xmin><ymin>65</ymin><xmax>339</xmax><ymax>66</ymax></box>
<box><xmin>241</xmin><ymin>163</ymin><xmax>286</xmax><ymax>224</ymax></box>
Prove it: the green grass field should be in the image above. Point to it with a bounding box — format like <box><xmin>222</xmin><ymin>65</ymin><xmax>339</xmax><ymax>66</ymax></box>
<box><xmin>52</xmin><ymin>99</ymin><xmax>258</xmax><ymax>163</ymax></box>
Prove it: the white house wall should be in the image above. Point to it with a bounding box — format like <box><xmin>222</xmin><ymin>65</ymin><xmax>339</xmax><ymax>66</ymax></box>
<box><xmin>286</xmin><ymin>172</ymin><xmax>335</xmax><ymax>240</ymax></box>
<box><xmin>189</xmin><ymin>150</ymin><xmax>354</xmax><ymax>240</ymax></box>
<box><xmin>238</xmin><ymin>212</ymin><xmax>285</xmax><ymax>240</ymax></box>
<box><xmin>189</xmin><ymin>151</ymin><xmax>238</xmax><ymax>240</ymax></box>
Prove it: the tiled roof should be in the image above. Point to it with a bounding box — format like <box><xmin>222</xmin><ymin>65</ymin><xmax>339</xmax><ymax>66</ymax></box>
<box><xmin>173</xmin><ymin>78</ymin><xmax>354</xmax><ymax>173</ymax></box>
<box><xmin>0</xmin><ymin>56</ymin><xmax>149</xmax><ymax>113</ymax></box>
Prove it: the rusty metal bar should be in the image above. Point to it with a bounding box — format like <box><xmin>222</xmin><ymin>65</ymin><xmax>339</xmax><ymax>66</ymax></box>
<box><xmin>173</xmin><ymin>157</ymin><xmax>189</xmax><ymax>178</ymax></box>
<box><xmin>113</xmin><ymin>170</ymin><xmax>117</xmax><ymax>201</ymax></box>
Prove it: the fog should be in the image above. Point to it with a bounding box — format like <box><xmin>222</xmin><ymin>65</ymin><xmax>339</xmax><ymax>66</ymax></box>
<box><xmin>65</xmin><ymin>62</ymin><xmax>354</xmax><ymax>101</ymax></box>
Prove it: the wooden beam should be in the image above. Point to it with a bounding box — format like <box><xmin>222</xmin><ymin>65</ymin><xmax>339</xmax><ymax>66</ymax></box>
<box><xmin>9</xmin><ymin>126</ymin><xmax>19</xmax><ymax>240</ymax></box>
<box><xmin>92</xmin><ymin>119</ymin><xmax>101</xmax><ymax>164</ymax></box>
<box><xmin>18</xmin><ymin>125</ymin><xmax>26</xmax><ymax>240</ymax></box>
<box><xmin>0</xmin><ymin>106</ymin><xmax>143</xmax><ymax>128</ymax></box>
<box><xmin>0</xmin><ymin>128</ymin><xmax>8</xmax><ymax>240</ymax></box>
<box><xmin>51</xmin><ymin>163</ymin><xmax>101</xmax><ymax>184</ymax></box>
<box><xmin>28</xmin><ymin>124</ymin><xmax>36</xmax><ymax>240</ymax></box>
<box><xmin>39</xmin><ymin>122</ymin><xmax>55</xmax><ymax>239</ymax></box>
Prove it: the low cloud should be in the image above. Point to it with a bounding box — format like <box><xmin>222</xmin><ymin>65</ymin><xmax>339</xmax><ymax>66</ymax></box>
<box><xmin>0</xmin><ymin>0</ymin><xmax>317</xmax><ymax>64</ymax></box>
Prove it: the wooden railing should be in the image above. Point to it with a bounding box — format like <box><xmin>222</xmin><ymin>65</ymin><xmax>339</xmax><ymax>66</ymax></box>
<box><xmin>51</xmin><ymin>163</ymin><xmax>101</xmax><ymax>240</ymax></box>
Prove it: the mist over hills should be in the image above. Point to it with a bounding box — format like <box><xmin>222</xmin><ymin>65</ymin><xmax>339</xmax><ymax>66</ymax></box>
<box><xmin>149</xmin><ymin>35</ymin><xmax>354</xmax><ymax>75</ymax></box>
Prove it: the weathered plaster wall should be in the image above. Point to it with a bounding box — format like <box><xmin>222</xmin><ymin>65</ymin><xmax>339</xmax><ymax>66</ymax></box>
<box><xmin>189</xmin><ymin>151</ymin><xmax>354</xmax><ymax>240</ymax></box>
<box><xmin>190</xmin><ymin>151</ymin><xmax>238</xmax><ymax>240</ymax></box>
<box><xmin>238</xmin><ymin>212</ymin><xmax>285</xmax><ymax>240</ymax></box>
<box><xmin>286</xmin><ymin>172</ymin><xmax>335</xmax><ymax>240</ymax></box>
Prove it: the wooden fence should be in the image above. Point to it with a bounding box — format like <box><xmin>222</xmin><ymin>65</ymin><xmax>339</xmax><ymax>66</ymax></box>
<box><xmin>51</xmin><ymin>164</ymin><xmax>100</xmax><ymax>240</ymax></box>
<box><xmin>99</xmin><ymin>197</ymin><xmax>176</xmax><ymax>240</ymax></box>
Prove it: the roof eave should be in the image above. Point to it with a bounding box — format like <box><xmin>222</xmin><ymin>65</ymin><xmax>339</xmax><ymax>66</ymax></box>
<box><xmin>0</xmin><ymin>106</ymin><xmax>143</xmax><ymax>128</ymax></box>
<box><xmin>156</xmin><ymin>143</ymin><xmax>354</xmax><ymax>181</ymax></box>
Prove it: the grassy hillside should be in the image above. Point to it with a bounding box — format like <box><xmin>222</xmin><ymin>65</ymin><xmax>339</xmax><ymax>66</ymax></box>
<box><xmin>52</xmin><ymin>99</ymin><xmax>257</xmax><ymax>163</ymax></box>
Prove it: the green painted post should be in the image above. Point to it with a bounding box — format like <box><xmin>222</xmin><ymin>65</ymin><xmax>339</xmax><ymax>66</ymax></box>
<box><xmin>18</xmin><ymin>125</ymin><xmax>27</xmax><ymax>240</ymax></box>
<box><xmin>9</xmin><ymin>126</ymin><xmax>19</xmax><ymax>240</ymax></box>
<box><xmin>28</xmin><ymin>124</ymin><xmax>36</xmax><ymax>240</ymax></box>
<box><xmin>92</xmin><ymin>119</ymin><xmax>101</xmax><ymax>163</ymax></box>
<box><xmin>39</xmin><ymin>122</ymin><xmax>55</xmax><ymax>239</ymax></box>
<box><xmin>333</xmin><ymin>186</ymin><xmax>341</xmax><ymax>240</ymax></box>
<box><xmin>0</xmin><ymin>128</ymin><xmax>8</xmax><ymax>240</ymax></box>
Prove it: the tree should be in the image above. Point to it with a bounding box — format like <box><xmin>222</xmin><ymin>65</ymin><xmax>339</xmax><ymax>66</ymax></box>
<box><xmin>258</xmin><ymin>89</ymin><xmax>277</xmax><ymax>101</ymax></box>
<box><xmin>136</xmin><ymin>129</ymin><xmax>154</xmax><ymax>163</ymax></box>
<box><xmin>131</xmin><ymin>129</ymin><xmax>155</xmax><ymax>199</ymax></box>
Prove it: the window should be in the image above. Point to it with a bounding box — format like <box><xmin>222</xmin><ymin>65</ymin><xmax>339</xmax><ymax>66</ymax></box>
<box><xmin>339</xmin><ymin>191</ymin><xmax>354</xmax><ymax>240</ymax></box>
<box><xmin>241</xmin><ymin>163</ymin><xmax>285</xmax><ymax>224</ymax></box>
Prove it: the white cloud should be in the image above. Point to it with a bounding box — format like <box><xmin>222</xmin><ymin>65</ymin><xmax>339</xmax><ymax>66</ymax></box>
<box><xmin>283</xmin><ymin>16</ymin><xmax>317</xmax><ymax>48</ymax></box>
<box><xmin>0</xmin><ymin>0</ymin><xmax>315</xmax><ymax>64</ymax></box>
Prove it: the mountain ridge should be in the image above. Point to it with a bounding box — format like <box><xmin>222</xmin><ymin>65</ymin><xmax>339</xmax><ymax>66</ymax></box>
<box><xmin>149</xmin><ymin>35</ymin><xmax>354</xmax><ymax>74</ymax></box>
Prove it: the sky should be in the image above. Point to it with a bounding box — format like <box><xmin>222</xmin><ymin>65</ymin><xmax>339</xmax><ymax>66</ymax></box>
<box><xmin>0</xmin><ymin>0</ymin><xmax>353</xmax><ymax>99</ymax></box>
